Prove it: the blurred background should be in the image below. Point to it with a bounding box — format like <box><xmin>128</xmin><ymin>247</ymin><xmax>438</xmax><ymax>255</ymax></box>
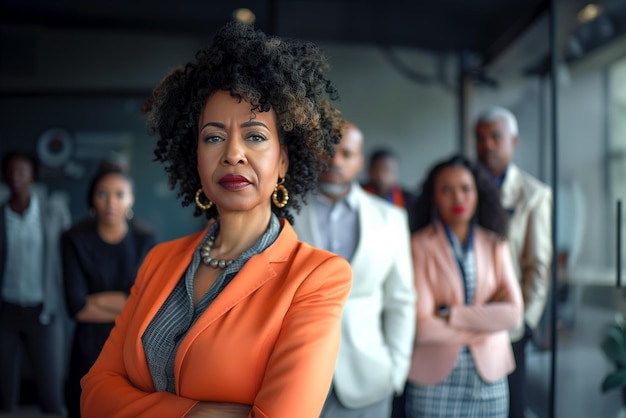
<box><xmin>1</xmin><ymin>1</ymin><xmax>625</xmax><ymax>417</ymax></box>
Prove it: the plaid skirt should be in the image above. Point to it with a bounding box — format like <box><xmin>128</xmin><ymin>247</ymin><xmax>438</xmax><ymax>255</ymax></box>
<box><xmin>405</xmin><ymin>347</ymin><xmax>508</xmax><ymax>418</ymax></box>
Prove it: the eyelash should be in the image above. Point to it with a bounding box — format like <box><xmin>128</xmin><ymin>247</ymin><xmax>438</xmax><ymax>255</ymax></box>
<box><xmin>203</xmin><ymin>135</ymin><xmax>224</xmax><ymax>143</ymax></box>
<box><xmin>203</xmin><ymin>134</ymin><xmax>266</xmax><ymax>143</ymax></box>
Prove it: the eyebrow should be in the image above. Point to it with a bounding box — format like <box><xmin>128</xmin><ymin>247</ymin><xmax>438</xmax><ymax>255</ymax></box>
<box><xmin>199</xmin><ymin>121</ymin><xmax>270</xmax><ymax>130</ymax></box>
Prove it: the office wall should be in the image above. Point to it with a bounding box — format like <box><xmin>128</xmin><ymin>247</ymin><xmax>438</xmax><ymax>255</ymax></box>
<box><xmin>0</xmin><ymin>96</ymin><xmax>210</xmax><ymax>242</ymax></box>
<box><xmin>0</xmin><ymin>23</ymin><xmax>617</xmax><ymax>273</ymax></box>
<box><xmin>322</xmin><ymin>44</ymin><xmax>458</xmax><ymax>191</ymax></box>
<box><xmin>0</xmin><ymin>26</ymin><xmax>458</xmax><ymax>242</ymax></box>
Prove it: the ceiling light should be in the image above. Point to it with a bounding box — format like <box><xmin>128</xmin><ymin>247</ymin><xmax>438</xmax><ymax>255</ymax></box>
<box><xmin>577</xmin><ymin>4</ymin><xmax>602</xmax><ymax>24</ymax></box>
<box><xmin>233</xmin><ymin>8</ymin><xmax>256</xmax><ymax>24</ymax></box>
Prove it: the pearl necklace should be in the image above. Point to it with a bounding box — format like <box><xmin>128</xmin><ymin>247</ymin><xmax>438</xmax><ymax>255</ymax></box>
<box><xmin>200</xmin><ymin>235</ymin><xmax>235</xmax><ymax>269</ymax></box>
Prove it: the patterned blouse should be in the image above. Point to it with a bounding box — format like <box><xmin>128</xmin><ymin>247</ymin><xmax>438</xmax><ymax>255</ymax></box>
<box><xmin>142</xmin><ymin>214</ymin><xmax>281</xmax><ymax>393</ymax></box>
<box><xmin>443</xmin><ymin>223</ymin><xmax>476</xmax><ymax>305</ymax></box>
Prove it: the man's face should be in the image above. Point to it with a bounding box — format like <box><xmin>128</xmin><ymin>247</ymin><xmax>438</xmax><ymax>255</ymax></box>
<box><xmin>368</xmin><ymin>156</ymin><xmax>398</xmax><ymax>196</ymax></box>
<box><xmin>6</xmin><ymin>156</ymin><xmax>34</xmax><ymax>196</ymax></box>
<box><xmin>475</xmin><ymin>117</ymin><xmax>517</xmax><ymax>176</ymax></box>
<box><xmin>319</xmin><ymin>124</ymin><xmax>364</xmax><ymax>198</ymax></box>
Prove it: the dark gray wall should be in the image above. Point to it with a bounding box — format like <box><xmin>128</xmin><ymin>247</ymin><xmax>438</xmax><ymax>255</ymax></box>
<box><xmin>0</xmin><ymin>96</ymin><xmax>206</xmax><ymax>242</ymax></box>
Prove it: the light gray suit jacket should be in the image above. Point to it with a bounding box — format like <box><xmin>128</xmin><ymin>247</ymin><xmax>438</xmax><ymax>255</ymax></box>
<box><xmin>292</xmin><ymin>184</ymin><xmax>416</xmax><ymax>409</ymax></box>
<box><xmin>501</xmin><ymin>164</ymin><xmax>552</xmax><ymax>341</ymax></box>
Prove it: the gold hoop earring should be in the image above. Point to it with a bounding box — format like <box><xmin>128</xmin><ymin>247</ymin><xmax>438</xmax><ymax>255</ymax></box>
<box><xmin>195</xmin><ymin>188</ymin><xmax>213</xmax><ymax>211</ymax></box>
<box><xmin>272</xmin><ymin>178</ymin><xmax>289</xmax><ymax>208</ymax></box>
<box><xmin>125</xmin><ymin>208</ymin><xmax>134</xmax><ymax>220</ymax></box>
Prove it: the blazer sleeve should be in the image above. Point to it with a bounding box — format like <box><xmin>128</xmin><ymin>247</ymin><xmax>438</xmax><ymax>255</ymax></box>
<box><xmin>382</xmin><ymin>209</ymin><xmax>417</xmax><ymax>392</ymax></box>
<box><xmin>81</xmin><ymin>244</ymin><xmax>353</xmax><ymax>418</ymax></box>
<box><xmin>412</xmin><ymin>234</ymin><xmax>487</xmax><ymax>346</ymax></box>
<box><xmin>80</xmin><ymin>248</ymin><xmax>199</xmax><ymax>418</ymax></box>
<box><xmin>521</xmin><ymin>187</ymin><xmax>552</xmax><ymax>330</ymax></box>
<box><xmin>251</xmin><ymin>255</ymin><xmax>352</xmax><ymax>418</ymax></box>
<box><xmin>449</xmin><ymin>240</ymin><xmax>524</xmax><ymax>332</ymax></box>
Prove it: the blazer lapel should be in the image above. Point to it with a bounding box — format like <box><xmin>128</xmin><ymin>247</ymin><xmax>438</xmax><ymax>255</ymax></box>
<box><xmin>500</xmin><ymin>164</ymin><xmax>523</xmax><ymax>211</ymax></box>
<box><xmin>349</xmin><ymin>188</ymin><xmax>373</xmax><ymax>280</ymax></box>
<box><xmin>430</xmin><ymin>223</ymin><xmax>466</xmax><ymax>305</ymax></box>
<box><xmin>296</xmin><ymin>199</ymin><xmax>324</xmax><ymax>249</ymax></box>
<box><xmin>187</xmin><ymin>253</ymin><xmax>278</xmax><ymax>331</ymax></box>
<box><xmin>472</xmin><ymin>228</ymin><xmax>488</xmax><ymax>303</ymax></box>
<box><xmin>175</xmin><ymin>220</ymin><xmax>293</xmax><ymax>360</ymax></box>
<box><xmin>119</xmin><ymin>229</ymin><xmax>205</xmax><ymax>392</ymax></box>
<box><xmin>136</xmin><ymin>231</ymin><xmax>205</xmax><ymax>338</ymax></box>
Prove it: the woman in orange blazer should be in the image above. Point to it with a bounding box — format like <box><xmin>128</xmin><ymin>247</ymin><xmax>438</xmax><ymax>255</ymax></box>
<box><xmin>405</xmin><ymin>155</ymin><xmax>523</xmax><ymax>417</ymax></box>
<box><xmin>80</xmin><ymin>22</ymin><xmax>351</xmax><ymax>418</ymax></box>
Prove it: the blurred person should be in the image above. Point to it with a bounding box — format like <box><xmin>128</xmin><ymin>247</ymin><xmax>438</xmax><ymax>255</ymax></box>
<box><xmin>406</xmin><ymin>155</ymin><xmax>523</xmax><ymax>417</ymax></box>
<box><xmin>61</xmin><ymin>162</ymin><xmax>156</xmax><ymax>418</ymax></box>
<box><xmin>80</xmin><ymin>21</ymin><xmax>352</xmax><ymax>418</ymax></box>
<box><xmin>363</xmin><ymin>148</ymin><xmax>415</xmax><ymax>209</ymax></box>
<box><xmin>363</xmin><ymin>146</ymin><xmax>416</xmax><ymax>418</ymax></box>
<box><xmin>475</xmin><ymin>106</ymin><xmax>552</xmax><ymax>418</ymax></box>
<box><xmin>293</xmin><ymin>121</ymin><xmax>416</xmax><ymax>418</ymax></box>
<box><xmin>0</xmin><ymin>151</ymin><xmax>70</xmax><ymax>415</ymax></box>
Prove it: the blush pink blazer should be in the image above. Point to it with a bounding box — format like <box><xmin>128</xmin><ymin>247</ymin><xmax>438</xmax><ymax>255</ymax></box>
<box><xmin>408</xmin><ymin>223</ymin><xmax>523</xmax><ymax>385</ymax></box>
<box><xmin>80</xmin><ymin>220</ymin><xmax>352</xmax><ymax>418</ymax></box>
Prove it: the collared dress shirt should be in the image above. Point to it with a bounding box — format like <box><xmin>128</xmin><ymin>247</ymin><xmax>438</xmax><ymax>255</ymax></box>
<box><xmin>2</xmin><ymin>193</ymin><xmax>44</xmax><ymax>306</ymax></box>
<box><xmin>314</xmin><ymin>184</ymin><xmax>359</xmax><ymax>262</ymax></box>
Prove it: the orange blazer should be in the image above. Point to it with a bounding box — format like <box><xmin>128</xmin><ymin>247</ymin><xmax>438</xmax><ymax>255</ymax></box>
<box><xmin>408</xmin><ymin>223</ymin><xmax>523</xmax><ymax>385</ymax></box>
<box><xmin>81</xmin><ymin>220</ymin><xmax>352</xmax><ymax>418</ymax></box>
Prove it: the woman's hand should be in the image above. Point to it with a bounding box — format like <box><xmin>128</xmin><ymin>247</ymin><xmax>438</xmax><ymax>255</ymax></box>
<box><xmin>185</xmin><ymin>402</ymin><xmax>252</xmax><ymax>418</ymax></box>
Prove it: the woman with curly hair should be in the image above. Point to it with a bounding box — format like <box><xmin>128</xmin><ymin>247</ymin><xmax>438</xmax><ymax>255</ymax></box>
<box><xmin>405</xmin><ymin>155</ymin><xmax>523</xmax><ymax>417</ymax></box>
<box><xmin>81</xmin><ymin>21</ymin><xmax>352</xmax><ymax>418</ymax></box>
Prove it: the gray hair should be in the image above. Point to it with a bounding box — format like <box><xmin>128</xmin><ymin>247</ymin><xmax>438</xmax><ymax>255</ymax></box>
<box><xmin>476</xmin><ymin>106</ymin><xmax>519</xmax><ymax>137</ymax></box>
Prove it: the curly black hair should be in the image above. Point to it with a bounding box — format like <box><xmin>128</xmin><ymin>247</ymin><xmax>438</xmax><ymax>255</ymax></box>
<box><xmin>144</xmin><ymin>21</ymin><xmax>343</xmax><ymax>224</ymax></box>
<box><xmin>412</xmin><ymin>155</ymin><xmax>509</xmax><ymax>238</ymax></box>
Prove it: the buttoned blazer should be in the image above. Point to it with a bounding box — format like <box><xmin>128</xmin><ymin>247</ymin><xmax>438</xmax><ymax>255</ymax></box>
<box><xmin>0</xmin><ymin>190</ymin><xmax>71</xmax><ymax>324</ymax></box>
<box><xmin>408</xmin><ymin>223</ymin><xmax>524</xmax><ymax>385</ymax></box>
<box><xmin>292</xmin><ymin>184</ymin><xmax>416</xmax><ymax>409</ymax></box>
<box><xmin>501</xmin><ymin>163</ymin><xmax>552</xmax><ymax>341</ymax></box>
<box><xmin>80</xmin><ymin>220</ymin><xmax>352</xmax><ymax>418</ymax></box>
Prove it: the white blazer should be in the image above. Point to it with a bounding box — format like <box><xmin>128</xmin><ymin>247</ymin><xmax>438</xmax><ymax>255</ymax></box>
<box><xmin>292</xmin><ymin>184</ymin><xmax>416</xmax><ymax>409</ymax></box>
<box><xmin>501</xmin><ymin>164</ymin><xmax>552</xmax><ymax>341</ymax></box>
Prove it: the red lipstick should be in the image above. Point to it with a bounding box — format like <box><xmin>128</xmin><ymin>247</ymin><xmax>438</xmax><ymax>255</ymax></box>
<box><xmin>218</xmin><ymin>174</ymin><xmax>251</xmax><ymax>191</ymax></box>
<box><xmin>452</xmin><ymin>206</ymin><xmax>466</xmax><ymax>214</ymax></box>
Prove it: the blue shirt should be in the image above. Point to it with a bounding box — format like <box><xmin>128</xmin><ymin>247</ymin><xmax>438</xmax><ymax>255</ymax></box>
<box><xmin>314</xmin><ymin>183</ymin><xmax>359</xmax><ymax>262</ymax></box>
